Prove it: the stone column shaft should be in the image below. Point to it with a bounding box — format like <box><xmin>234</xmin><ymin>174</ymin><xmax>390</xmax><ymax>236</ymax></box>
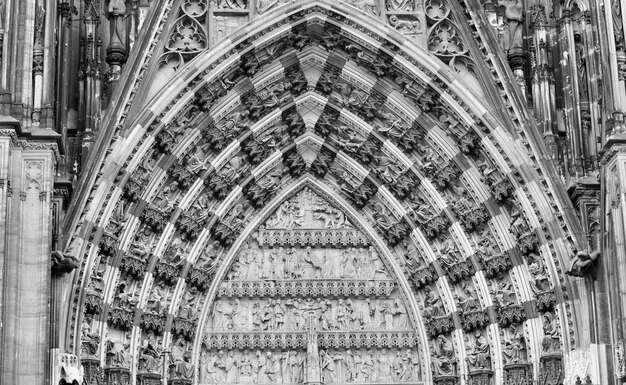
<box><xmin>0</xmin><ymin>123</ymin><xmax>55</xmax><ymax>385</ymax></box>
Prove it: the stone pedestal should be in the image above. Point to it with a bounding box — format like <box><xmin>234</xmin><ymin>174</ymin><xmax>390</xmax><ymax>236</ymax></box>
<box><xmin>503</xmin><ymin>363</ymin><xmax>531</xmax><ymax>385</ymax></box>
<box><xmin>168</xmin><ymin>379</ymin><xmax>192</xmax><ymax>385</ymax></box>
<box><xmin>468</xmin><ymin>369</ymin><xmax>493</xmax><ymax>385</ymax></box>
<box><xmin>433</xmin><ymin>375</ymin><xmax>459</xmax><ymax>385</ymax></box>
<box><xmin>105</xmin><ymin>366</ymin><xmax>131</xmax><ymax>385</ymax></box>
<box><xmin>81</xmin><ymin>357</ymin><xmax>102</xmax><ymax>385</ymax></box>
<box><xmin>540</xmin><ymin>353</ymin><xmax>564</xmax><ymax>385</ymax></box>
<box><xmin>137</xmin><ymin>372</ymin><xmax>162</xmax><ymax>385</ymax></box>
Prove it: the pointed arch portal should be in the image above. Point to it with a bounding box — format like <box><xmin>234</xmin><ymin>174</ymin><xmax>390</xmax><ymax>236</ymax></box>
<box><xmin>65</xmin><ymin>2</ymin><xmax>587</xmax><ymax>385</ymax></box>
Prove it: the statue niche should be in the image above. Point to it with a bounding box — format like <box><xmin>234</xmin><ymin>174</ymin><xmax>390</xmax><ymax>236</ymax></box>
<box><xmin>200</xmin><ymin>187</ymin><xmax>422</xmax><ymax>384</ymax></box>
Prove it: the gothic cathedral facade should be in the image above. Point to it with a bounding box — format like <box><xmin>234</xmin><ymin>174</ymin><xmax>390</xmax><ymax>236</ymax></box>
<box><xmin>0</xmin><ymin>0</ymin><xmax>625</xmax><ymax>384</ymax></box>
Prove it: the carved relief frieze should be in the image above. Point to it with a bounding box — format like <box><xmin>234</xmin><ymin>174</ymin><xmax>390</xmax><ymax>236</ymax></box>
<box><xmin>208</xmin><ymin>296</ymin><xmax>409</xmax><ymax>333</ymax></box>
<box><xmin>204</xmin><ymin>331</ymin><xmax>419</xmax><ymax>351</ymax></box>
<box><xmin>218</xmin><ymin>279</ymin><xmax>396</xmax><ymax>299</ymax></box>
<box><xmin>24</xmin><ymin>160</ymin><xmax>43</xmax><ymax>191</ymax></box>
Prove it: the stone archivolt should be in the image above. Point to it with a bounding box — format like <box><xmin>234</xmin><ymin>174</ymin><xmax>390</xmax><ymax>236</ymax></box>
<box><xmin>65</xmin><ymin>2</ymin><xmax>580</xmax><ymax>384</ymax></box>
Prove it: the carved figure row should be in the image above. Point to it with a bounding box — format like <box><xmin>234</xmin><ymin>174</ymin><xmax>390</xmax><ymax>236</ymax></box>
<box><xmin>229</xmin><ymin>245</ymin><xmax>389</xmax><ymax>281</ymax></box>
<box><xmin>209</xmin><ymin>297</ymin><xmax>410</xmax><ymax>332</ymax></box>
<box><xmin>198</xmin><ymin>348</ymin><xmax>421</xmax><ymax>384</ymax></box>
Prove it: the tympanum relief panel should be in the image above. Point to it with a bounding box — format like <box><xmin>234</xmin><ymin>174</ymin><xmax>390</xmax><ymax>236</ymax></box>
<box><xmin>201</xmin><ymin>188</ymin><xmax>422</xmax><ymax>384</ymax></box>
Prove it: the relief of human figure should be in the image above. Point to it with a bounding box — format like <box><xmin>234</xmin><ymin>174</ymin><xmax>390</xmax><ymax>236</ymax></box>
<box><xmin>289</xmin><ymin>351</ymin><xmax>304</xmax><ymax>382</ymax></box>
<box><xmin>225</xmin><ymin>351</ymin><xmax>239</xmax><ymax>383</ymax></box>
<box><xmin>376</xmin><ymin>349</ymin><xmax>393</xmax><ymax>382</ymax></box>
<box><xmin>255</xmin><ymin>350</ymin><xmax>268</xmax><ymax>383</ymax></box>
<box><xmin>321</xmin><ymin>350</ymin><xmax>342</xmax><ymax>383</ymax></box>
<box><xmin>340</xmin><ymin>248</ymin><xmax>357</xmax><ymax>278</ymax></box>
<box><xmin>265</xmin><ymin>352</ymin><xmax>280</xmax><ymax>382</ymax></box>
<box><xmin>392</xmin><ymin>298</ymin><xmax>409</xmax><ymax>329</ymax></box>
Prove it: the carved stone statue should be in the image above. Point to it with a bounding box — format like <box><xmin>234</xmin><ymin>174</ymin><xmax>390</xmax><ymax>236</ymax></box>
<box><xmin>503</xmin><ymin>325</ymin><xmax>526</xmax><ymax>364</ymax></box>
<box><xmin>106</xmin><ymin>339</ymin><xmax>131</xmax><ymax>368</ymax></box>
<box><xmin>139</xmin><ymin>334</ymin><xmax>162</xmax><ymax>373</ymax></box>
<box><xmin>432</xmin><ymin>335</ymin><xmax>455</xmax><ymax>375</ymax></box>
<box><xmin>541</xmin><ymin>312</ymin><xmax>560</xmax><ymax>353</ymax></box>
<box><xmin>170</xmin><ymin>337</ymin><xmax>194</xmax><ymax>379</ymax></box>
<box><xmin>466</xmin><ymin>330</ymin><xmax>491</xmax><ymax>370</ymax></box>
